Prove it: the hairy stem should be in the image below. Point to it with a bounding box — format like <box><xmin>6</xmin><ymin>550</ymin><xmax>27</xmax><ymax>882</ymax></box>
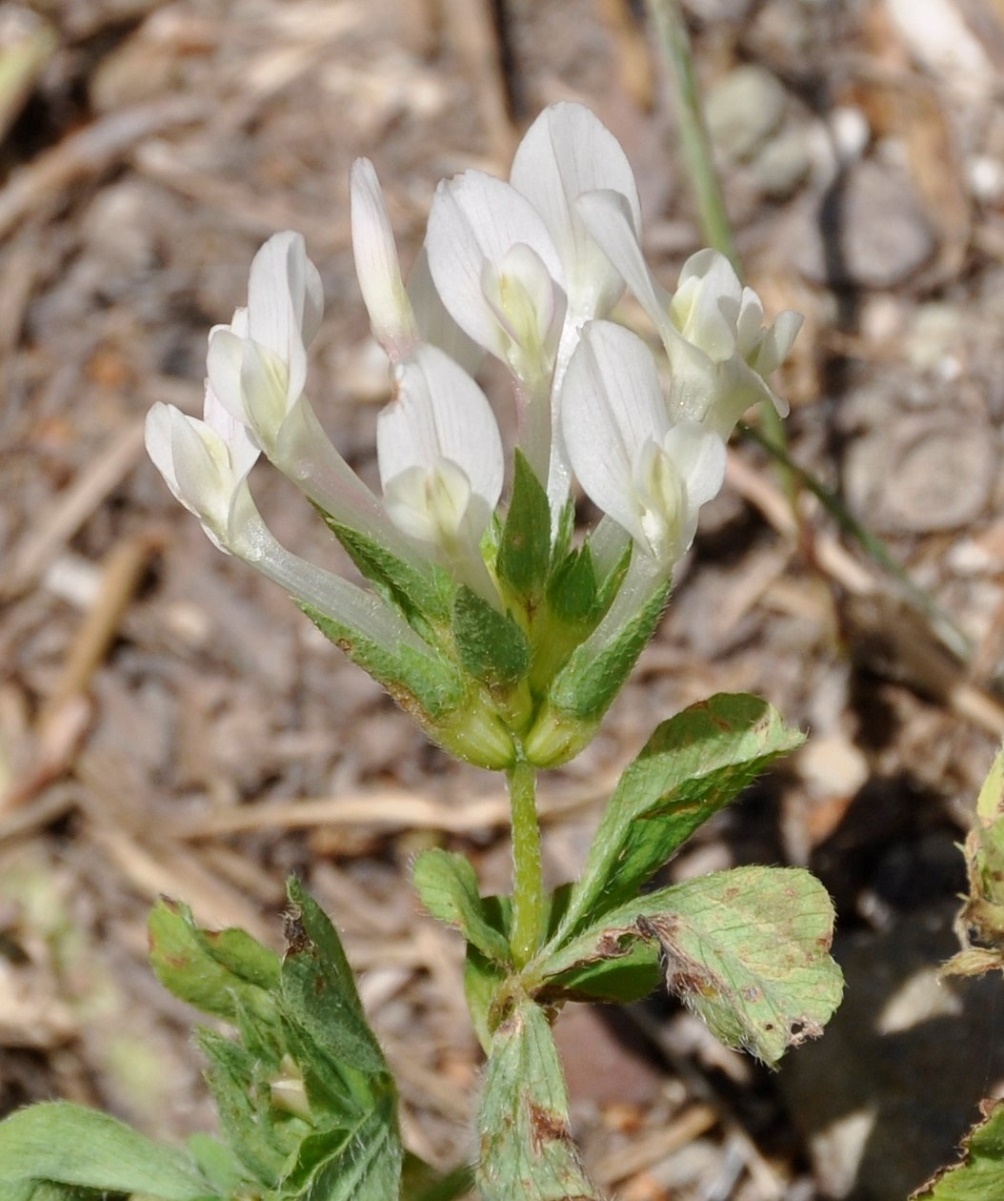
<box><xmin>508</xmin><ymin>755</ymin><xmax>546</xmax><ymax>968</ymax></box>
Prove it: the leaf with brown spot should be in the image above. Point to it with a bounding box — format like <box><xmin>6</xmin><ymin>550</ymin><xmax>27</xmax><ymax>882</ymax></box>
<box><xmin>478</xmin><ymin>997</ymin><xmax>605</xmax><ymax>1200</ymax></box>
<box><xmin>534</xmin><ymin>866</ymin><xmax>843</xmax><ymax>1066</ymax></box>
<box><xmin>279</xmin><ymin>878</ymin><xmax>387</xmax><ymax>1077</ymax></box>
<box><xmin>148</xmin><ymin>897</ymin><xmax>279</xmax><ymax>1026</ymax></box>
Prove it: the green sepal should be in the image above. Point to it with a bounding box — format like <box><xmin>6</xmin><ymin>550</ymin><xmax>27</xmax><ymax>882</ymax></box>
<box><xmin>478</xmin><ymin>997</ymin><xmax>602</xmax><ymax>1200</ymax></box>
<box><xmin>497</xmin><ymin>450</ymin><xmax>551</xmax><ymax>607</ymax></box>
<box><xmin>547</xmin><ymin>574</ymin><xmax>669</xmax><ymax>722</ymax></box>
<box><xmin>532</xmin><ymin>866</ymin><xmax>843</xmax><ymax>1066</ymax></box>
<box><xmin>0</xmin><ymin>1103</ymin><xmax>210</xmax><ymax>1201</ymax></box>
<box><xmin>551</xmin><ymin>693</ymin><xmax>805</xmax><ymax>941</ymax></box>
<box><xmin>280</xmin><ymin>878</ymin><xmax>387</xmax><ymax>1078</ymax></box>
<box><xmin>544</xmin><ymin>544</ymin><xmax>599</xmax><ymax>626</ymax></box>
<box><xmin>297</xmin><ymin>600</ymin><xmax>464</xmax><ymax>721</ymax></box>
<box><xmin>185</xmin><ymin>1135</ymin><xmax>250</xmax><ymax>1198</ymax></box>
<box><xmin>413</xmin><ymin>848</ymin><xmax>512</xmax><ymax>965</ymax></box>
<box><xmin>321</xmin><ymin>514</ymin><xmax>452</xmax><ymax>628</ymax></box>
<box><xmin>147</xmin><ymin>898</ymin><xmax>279</xmax><ymax>1027</ymax></box>
<box><xmin>589</xmin><ymin>525</ymin><xmax>632</xmax><ymax>613</ymax></box>
<box><xmin>550</xmin><ymin>496</ymin><xmax>576</xmax><ymax>566</ymax></box>
<box><xmin>451</xmin><ymin>586</ymin><xmax>530</xmax><ymax>690</ymax></box>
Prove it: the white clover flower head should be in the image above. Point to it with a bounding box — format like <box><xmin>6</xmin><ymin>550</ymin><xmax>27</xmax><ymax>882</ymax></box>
<box><xmin>561</xmin><ymin>321</ymin><xmax>726</xmax><ymax>567</ymax></box>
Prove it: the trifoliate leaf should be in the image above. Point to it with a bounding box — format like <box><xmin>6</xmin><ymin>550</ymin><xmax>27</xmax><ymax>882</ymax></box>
<box><xmin>535</xmin><ymin>866</ymin><xmax>842</xmax><ymax>1066</ymax></box>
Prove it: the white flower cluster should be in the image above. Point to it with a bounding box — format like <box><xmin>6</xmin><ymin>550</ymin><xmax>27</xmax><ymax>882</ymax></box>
<box><xmin>146</xmin><ymin>103</ymin><xmax>800</xmax><ymax>760</ymax></box>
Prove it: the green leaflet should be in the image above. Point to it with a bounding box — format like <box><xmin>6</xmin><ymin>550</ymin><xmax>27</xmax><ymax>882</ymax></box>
<box><xmin>478</xmin><ymin>997</ymin><xmax>603</xmax><ymax>1201</ymax></box>
<box><xmin>534</xmin><ymin>866</ymin><xmax>843</xmax><ymax>1066</ymax></box>
<box><xmin>0</xmin><ymin>1104</ymin><xmax>210</xmax><ymax>1201</ymax></box>
<box><xmin>413</xmin><ymin>849</ymin><xmax>511</xmax><ymax>965</ymax></box>
<box><xmin>148</xmin><ymin>898</ymin><xmax>279</xmax><ymax>1026</ymax></box>
<box><xmin>551</xmin><ymin>694</ymin><xmax>804</xmax><ymax>943</ymax></box>
<box><xmin>281</xmin><ymin>879</ymin><xmax>387</xmax><ymax>1078</ymax></box>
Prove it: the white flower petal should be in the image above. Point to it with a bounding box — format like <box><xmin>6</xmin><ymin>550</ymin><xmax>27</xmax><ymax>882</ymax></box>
<box><xmin>425</xmin><ymin>171</ymin><xmax>564</xmax><ymax>361</ymax></box>
<box><xmin>146</xmin><ymin>402</ymin><xmax>235</xmax><ymax>551</ymax></box>
<box><xmin>670</xmin><ymin>250</ymin><xmax>742</xmax><ymax>362</ymax></box>
<box><xmin>480</xmin><ymin>242</ymin><xmax>565</xmax><ymax>359</ymax></box>
<box><xmin>203</xmin><ymin>381</ymin><xmax>260</xmax><ymax>482</ymax></box>
<box><xmin>144</xmin><ymin>402</ymin><xmax>182</xmax><ymax>497</ymax></box>
<box><xmin>562</xmin><ymin>321</ymin><xmax>669</xmax><ymax>544</ymax></box>
<box><xmin>350</xmin><ymin>157</ymin><xmax>419</xmax><ymax>360</ymax></box>
<box><xmin>735</xmin><ymin>287</ymin><xmax>767</xmax><ymax>358</ymax></box>
<box><xmin>377</xmin><ymin>344</ymin><xmax>504</xmax><ymax>514</ymax></box>
<box><xmin>576</xmin><ymin>189</ymin><xmax>671</xmax><ymax>338</ymax></box>
<box><xmin>754</xmin><ymin>308</ymin><xmax>803</xmax><ymax>378</ymax></box>
<box><xmin>510</xmin><ymin>102</ymin><xmax>642</xmax><ymax>319</ymax></box>
<box><xmin>205</xmin><ymin>327</ymin><xmax>247</xmax><ymax>424</ymax></box>
<box><xmin>247</xmin><ymin>232</ymin><xmax>316</xmax><ymax>354</ymax></box>
<box><xmin>246</xmin><ymin>231</ymin><xmax>318</xmax><ymax>405</ymax></box>
<box><xmin>383</xmin><ymin>459</ymin><xmax>475</xmax><ymax>546</ymax></box>
<box><xmin>240</xmin><ymin>338</ymin><xmax>292</xmax><ymax>447</ymax></box>
<box><xmin>662</xmin><ymin>421</ymin><xmax>727</xmax><ymax>510</ymax></box>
